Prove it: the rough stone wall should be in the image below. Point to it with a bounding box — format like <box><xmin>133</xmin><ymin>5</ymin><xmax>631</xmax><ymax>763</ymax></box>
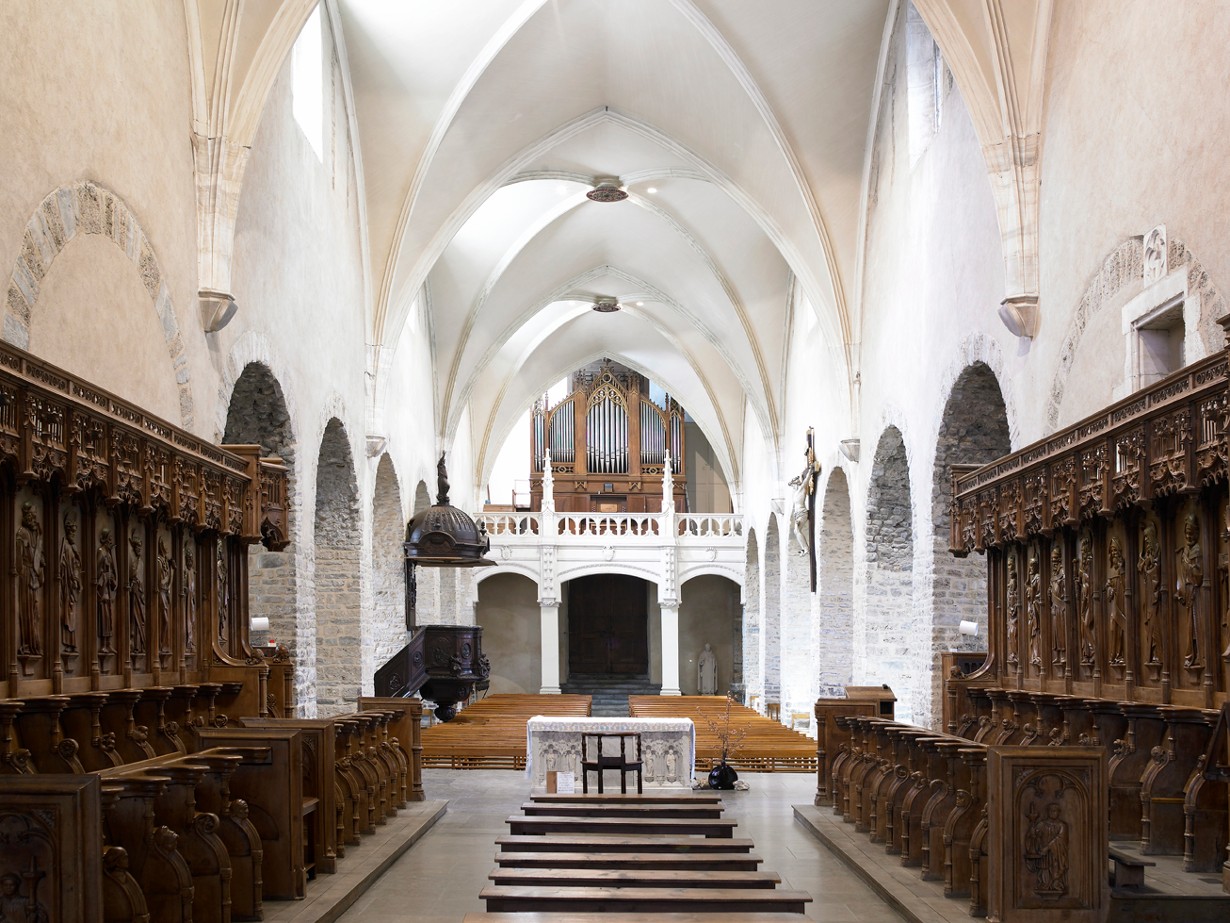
<box><xmin>863</xmin><ymin>426</ymin><xmax>924</xmax><ymax>722</ymax></box>
<box><xmin>314</xmin><ymin>419</ymin><xmax>362</xmax><ymax>715</ymax></box>
<box><xmin>366</xmin><ymin>455</ymin><xmax>405</xmax><ymax>693</ymax></box>
<box><xmin>818</xmin><ymin>467</ymin><xmax>855</xmax><ymax>697</ymax></box>
<box><xmin>761</xmin><ymin>515</ymin><xmax>782</xmax><ymax>705</ymax></box>
<box><xmin>742</xmin><ymin>530</ymin><xmax>762</xmax><ymax>701</ymax></box>
<box><xmin>223</xmin><ymin>362</ymin><xmax>299</xmax><ymax>663</ymax></box>
<box><xmin>930</xmin><ymin>363</ymin><xmax>1010</xmax><ymax>716</ymax></box>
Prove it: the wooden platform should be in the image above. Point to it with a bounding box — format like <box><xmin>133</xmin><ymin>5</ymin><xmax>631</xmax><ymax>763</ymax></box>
<box><xmin>494</xmin><ymin>851</ymin><xmax>765</xmax><ymax>871</ymax></box>
<box><xmin>421</xmin><ymin>694</ymin><xmax>592</xmax><ymax>769</ymax></box>
<box><xmin>483</xmin><ymin>790</ymin><xmax>810</xmax><ymax>915</ymax></box>
<box><xmin>628</xmin><ymin>695</ymin><xmax>817</xmax><ymax>772</ymax></box>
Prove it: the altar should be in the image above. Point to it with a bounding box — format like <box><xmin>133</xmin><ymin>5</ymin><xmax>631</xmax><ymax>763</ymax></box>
<box><xmin>526</xmin><ymin>716</ymin><xmax>696</xmax><ymax>790</ymax></box>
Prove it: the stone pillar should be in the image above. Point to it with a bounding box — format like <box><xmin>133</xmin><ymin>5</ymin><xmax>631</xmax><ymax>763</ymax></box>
<box><xmin>539</xmin><ymin>602</ymin><xmax>561</xmax><ymax>694</ymax></box>
<box><xmin>660</xmin><ymin>603</ymin><xmax>682</xmax><ymax>696</ymax></box>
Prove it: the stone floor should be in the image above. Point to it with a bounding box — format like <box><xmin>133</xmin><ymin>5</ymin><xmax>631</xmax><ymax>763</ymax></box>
<box><xmin>325</xmin><ymin>768</ymin><xmax>909</xmax><ymax>922</ymax></box>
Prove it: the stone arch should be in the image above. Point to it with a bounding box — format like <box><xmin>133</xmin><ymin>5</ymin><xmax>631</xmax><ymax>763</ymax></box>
<box><xmin>221</xmin><ymin>361</ymin><xmax>305</xmax><ymax>704</ymax></box>
<box><xmin>3</xmin><ymin>181</ymin><xmax>193</xmax><ymax>427</ymax></box>
<box><xmin>1046</xmin><ymin>235</ymin><xmax>1227</xmax><ymax>428</ymax></box>
<box><xmin>864</xmin><ymin>426</ymin><xmax>921</xmax><ymax>722</ymax></box>
<box><xmin>931</xmin><ymin>363</ymin><xmax>1010</xmax><ymax>717</ymax></box>
<box><xmin>780</xmin><ymin>500</ymin><xmax>812</xmax><ymax>722</ymax></box>
<box><xmin>476</xmin><ymin>572</ymin><xmax>542</xmax><ymax>694</ymax></box>
<box><xmin>761</xmin><ymin>514</ymin><xmax>782</xmax><ymax>711</ymax></box>
<box><xmin>818</xmin><ymin>467</ymin><xmax>854</xmax><ymax>697</ymax></box>
<box><xmin>408</xmin><ymin>478</ymin><xmax>440</xmax><ymax>625</ymax></box>
<box><xmin>678</xmin><ymin>574</ymin><xmax>741</xmax><ymax>695</ymax></box>
<box><xmin>313</xmin><ymin>418</ymin><xmax>361</xmax><ymax>715</ymax></box>
<box><xmin>742</xmin><ymin>528</ymin><xmax>761</xmax><ymax>702</ymax></box>
<box><xmin>367</xmin><ymin>454</ymin><xmax>405</xmax><ymax>693</ymax></box>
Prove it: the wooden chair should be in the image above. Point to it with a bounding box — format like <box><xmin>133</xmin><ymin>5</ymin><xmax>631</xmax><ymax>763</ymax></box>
<box><xmin>580</xmin><ymin>732</ymin><xmax>643</xmax><ymax>794</ymax></box>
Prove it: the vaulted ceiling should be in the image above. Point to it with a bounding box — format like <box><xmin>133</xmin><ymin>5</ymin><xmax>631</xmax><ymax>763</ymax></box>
<box><xmin>189</xmin><ymin>0</ymin><xmax>1053</xmax><ymax>495</ymax></box>
<box><xmin>341</xmin><ymin>0</ymin><xmax>889</xmax><ymax>488</ymax></box>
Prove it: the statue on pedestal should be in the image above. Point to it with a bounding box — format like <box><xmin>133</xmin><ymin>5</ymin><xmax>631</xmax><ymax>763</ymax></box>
<box><xmin>698</xmin><ymin>643</ymin><xmax>717</xmax><ymax>695</ymax></box>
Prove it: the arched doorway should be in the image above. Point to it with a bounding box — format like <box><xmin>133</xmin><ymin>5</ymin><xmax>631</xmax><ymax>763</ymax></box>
<box><xmin>567</xmin><ymin>574</ymin><xmax>650</xmax><ymax>675</ymax></box>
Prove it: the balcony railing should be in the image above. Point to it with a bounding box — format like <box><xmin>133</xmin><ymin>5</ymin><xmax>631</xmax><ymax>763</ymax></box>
<box><xmin>479</xmin><ymin>512</ymin><xmax>743</xmax><ymax>541</ymax></box>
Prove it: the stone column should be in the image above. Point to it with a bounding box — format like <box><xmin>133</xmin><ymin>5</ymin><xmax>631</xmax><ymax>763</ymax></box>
<box><xmin>660</xmin><ymin>602</ymin><xmax>682</xmax><ymax>696</ymax></box>
<box><xmin>539</xmin><ymin>602</ymin><xmax>561</xmax><ymax>694</ymax></box>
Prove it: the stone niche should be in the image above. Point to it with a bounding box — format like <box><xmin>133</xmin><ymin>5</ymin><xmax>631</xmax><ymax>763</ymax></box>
<box><xmin>987</xmin><ymin>746</ymin><xmax>1106</xmax><ymax>923</ymax></box>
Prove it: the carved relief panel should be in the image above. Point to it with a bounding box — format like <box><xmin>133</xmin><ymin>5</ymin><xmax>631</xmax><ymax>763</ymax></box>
<box><xmin>0</xmin><ymin>774</ymin><xmax>103</xmax><ymax>923</ymax></box>
<box><xmin>988</xmin><ymin>747</ymin><xmax>1106</xmax><ymax>922</ymax></box>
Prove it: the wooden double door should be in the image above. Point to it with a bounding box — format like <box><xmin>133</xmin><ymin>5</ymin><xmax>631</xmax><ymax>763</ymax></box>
<box><xmin>567</xmin><ymin>574</ymin><xmax>649</xmax><ymax>674</ymax></box>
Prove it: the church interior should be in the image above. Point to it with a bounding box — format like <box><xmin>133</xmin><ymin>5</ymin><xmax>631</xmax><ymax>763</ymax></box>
<box><xmin>1</xmin><ymin>1</ymin><xmax>1228</xmax><ymax>921</ymax></box>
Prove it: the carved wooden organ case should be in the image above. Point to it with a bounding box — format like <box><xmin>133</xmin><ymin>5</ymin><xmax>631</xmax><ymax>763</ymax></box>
<box><xmin>0</xmin><ymin>342</ymin><xmax>291</xmax><ymax>713</ymax></box>
<box><xmin>949</xmin><ymin>324</ymin><xmax>1230</xmax><ymax>712</ymax></box>
<box><xmin>530</xmin><ymin>359</ymin><xmax>688</xmax><ymax>513</ymax></box>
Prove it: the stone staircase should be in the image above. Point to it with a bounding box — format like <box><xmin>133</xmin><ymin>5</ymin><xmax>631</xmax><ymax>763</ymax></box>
<box><xmin>562</xmin><ymin>674</ymin><xmax>661</xmax><ymax>716</ymax></box>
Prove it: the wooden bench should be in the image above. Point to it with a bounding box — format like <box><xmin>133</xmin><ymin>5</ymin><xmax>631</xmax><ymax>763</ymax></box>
<box><xmin>495</xmin><ymin>834</ymin><xmax>756</xmax><ymax>853</ymax></box>
<box><xmin>506</xmin><ymin>815</ymin><xmax>736</xmax><ymax>838</ymax></box>
<box><xmin>489</xmin><ymin>868</ymin><xmax>781</xmax><ymax>889</ymax></box>
<box><xmin>1108</xmin><ymin>845</ymin><xmax>1156</xmax><ymax>888</ymax></box>
<box><xmin>422</xmin><ymin>694</ymin><xmax>591</xmax><ymax>769</ymax></box>
<box><xmin>495</xmin><ymin>851</ymin><xmax>764</xmax><ymax>871</ymax></box>
<box><xmin>479</xmin><ymin>885</ymin><xmax>811</xmax><ymax>914</ymax></box>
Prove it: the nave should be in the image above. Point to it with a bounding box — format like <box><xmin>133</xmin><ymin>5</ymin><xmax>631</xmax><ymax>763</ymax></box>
<box><xmin>329</xmin><ymin>769</ymin><xmax>907</xmax><ymax>923</ymax></box>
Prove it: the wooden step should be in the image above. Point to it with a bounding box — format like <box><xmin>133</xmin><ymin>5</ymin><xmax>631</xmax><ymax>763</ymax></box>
<box><xmin>495</xmin><ymin>834</ymin><xmax>756</xmax><ymax>853</ymax></box>
<box><xmin>489</xmin><ymin>867</ymin><xmax>780</xmax><ymax>889</ymax></box>
<box><xmin>506</xmin><ymin>815</ymin><xmax>735</xmax><ymax>838</ymax></box>
<box><xmin>480</xmin><ymin>885</ymin><xmax>811</xmax><ymax>914</ymax></box>
<box><xmin>520</xmin><ymin>801</ymin><xmax>724</xmax><ymax>818</ymax></box>
<box><xmin>465</xmin><ymin>914</ymin><xmax>806</xmax><ymax>922</ymax></box>
<box><xmin>530</xmin><ymin>793</ymin><xmax>723</xmax><ymax>805</ymax></box>
<box><xmin>494</xmin><ymin>850</ymin><xmax>764</xmax><ymax>871</ymax></box>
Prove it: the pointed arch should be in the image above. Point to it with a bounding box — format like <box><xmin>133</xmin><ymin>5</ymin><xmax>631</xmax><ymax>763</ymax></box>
<box><xmin>314</xmin><ymin>417</ymin><xmax>360</xmax><ymax>715</ymax></box>
<box><xmin>368</xmin><ymin>454</ymin><xmax>406</xmax><ymax>693</ymax></box>
<box><xmin>931</xmin><ymin>363</ymin><xmax>1010</xmax><ymax>718</ymax></box>
<box><xmin>4</xmin><ymin>181</ymin><xmax>194</xmax><ymax>426</ymax></box>
<box><xmin>864</xmin><ymin>425</ymin><xmax>921</xmax><ymax>722</ymax></box>
<box><xmin>818</xmin><ymin>467</ymin><xmax>855</xmax><ymax>696</ymax></box>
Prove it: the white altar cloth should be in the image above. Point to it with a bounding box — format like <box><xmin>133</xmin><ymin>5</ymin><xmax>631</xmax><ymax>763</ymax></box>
<box><xmin>526</xmin><ymin>716</ymin><xmax>696</xmax><ymax>789</ymax></box>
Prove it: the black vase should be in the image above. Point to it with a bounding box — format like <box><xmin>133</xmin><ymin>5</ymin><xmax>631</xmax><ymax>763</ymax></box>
<box><xmin>708</xmin><ymin>761</ymin><xmax>738</xmax><ymax>790</ymax></box>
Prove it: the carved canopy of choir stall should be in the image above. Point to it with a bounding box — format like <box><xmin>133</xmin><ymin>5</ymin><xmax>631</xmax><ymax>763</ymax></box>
<box><xmin>940</xmin><ymin>317</ymin><xmax>1230</xmax><ymax>904</ymax></box>
<box><xmin>529</xmin><ymin>359</ymin><xmax>688</xmax><ymax>513</ymax></box>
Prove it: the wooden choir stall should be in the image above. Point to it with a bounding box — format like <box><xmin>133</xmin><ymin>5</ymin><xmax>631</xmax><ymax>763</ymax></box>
<box><xmin>815</xmin><ymin>318</ymin><xmax>1230</xmax><ymax>922</ymax></box>
<box><xmin>0</xmin><ymin>342</ymin><xmax>423</xmax><ymax>922</ymax></box>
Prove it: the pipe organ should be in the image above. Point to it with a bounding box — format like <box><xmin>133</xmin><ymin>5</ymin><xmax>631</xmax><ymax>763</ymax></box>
<box><xmin>531</xmin><ymin>359</ymin><xmax>687</xmax><ymax>513</ymax></box>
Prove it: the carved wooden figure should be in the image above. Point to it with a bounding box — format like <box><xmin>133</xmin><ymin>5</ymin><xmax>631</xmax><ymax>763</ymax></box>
<box><xmin>16</xmin><ymin>502</ymin><xmax>44</xmax><ymax>659</ymax></box>
<box><xmin>127</xmin><ymin>531</ymin><xmax>147</xmax><ymax>662</ymax></box>
<box><xmin>1049</xmin><ymin>546</ymin><xmax>1067</xmax><ymax>669</ymax></box>
<box><xmin>58</xmin><ymin>512</ymin><xmax>81</xmax><ymax>655</ymax></box>
<box><xmin>96</xmin><ymin>529</ymin><xmax>118</xmax><ymax>656</ymax></box>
